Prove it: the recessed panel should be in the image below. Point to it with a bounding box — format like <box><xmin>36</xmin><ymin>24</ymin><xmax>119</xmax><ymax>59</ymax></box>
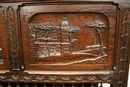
<box><xmin>28</xmin><ymin>13</ymin><xmax>108</xmax><ymax>65</ymax></box>
<box><xmin>20</xmin><ymin>4</ymin><xmax>117</xmax><ymax>70</ymax></box>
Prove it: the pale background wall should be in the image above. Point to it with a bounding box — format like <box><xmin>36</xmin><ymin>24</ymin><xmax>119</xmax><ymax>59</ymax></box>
<box><xmin>99</xmin><ymin>68</ymin><xmax>130</xmax><ymax>87</ymax></box>
<box><xmin>128</xmin><ymin>68</ymin><xmax>130</xmax><ymax>87</ymax></box>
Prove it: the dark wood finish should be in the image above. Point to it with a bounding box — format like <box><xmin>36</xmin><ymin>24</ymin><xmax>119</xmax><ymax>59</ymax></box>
<box><xmin>0</xmin><ymin>0</ymin><xmax>129</xmax><ymax>87</ymax></box>
<box><xmin>21</xmin><ymin>4</ymin><xmax>116</xmax><ymax>71</ymax></box>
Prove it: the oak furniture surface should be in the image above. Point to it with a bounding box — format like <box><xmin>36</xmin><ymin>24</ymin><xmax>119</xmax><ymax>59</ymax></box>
<box><xmin>0</xmin><ymin>0</ymin><xmax>129</xmax><ymax>87</ymax></box>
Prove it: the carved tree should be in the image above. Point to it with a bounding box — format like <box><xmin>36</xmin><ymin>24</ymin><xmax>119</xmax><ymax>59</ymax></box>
<box><xmin>29</xmin><ymin>23</ymin><xmax>59</xmax><ymax>57</ymax></box>
<box><xmin>85</xmin><ymin>21</ymin><xmax>106</xmax><ymax>55</ymax></box>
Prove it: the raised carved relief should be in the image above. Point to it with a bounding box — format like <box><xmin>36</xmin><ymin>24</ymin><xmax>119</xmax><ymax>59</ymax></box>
<box><xmin>84</xmin><ymin>21</ymin><xmax>107</xmax><ymax>55</ymax></box>
<box><xmin>28</xmin><ymin>14</ymin><xmax>108</xmax><ymax>65</ymax></box>
<box><xmin>6</xmin><ymin>6</ymin><xmax>24</xmax><ymax>70</ymax></box>
<box><xmin>117</xmin><ymin>7</ymin><xmax>130</xmax><ymax>87</ymax></box>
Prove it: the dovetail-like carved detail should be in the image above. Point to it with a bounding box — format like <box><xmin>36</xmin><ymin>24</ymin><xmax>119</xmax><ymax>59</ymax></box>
<box><xmin>36</xmin><ymin>75</ymin><xmax>44</xmax><ymax>80</ymax></box>
<box><xmin>49</xmin><ymin>75</ymin><xmax>58</xmax><ymax>80</ymax></box>
<box><xmin>117</xmin><ymin>8</ymin><xmax>130</xmax><ymax>87</ymax></box>
<box><xmin>62</xmin><ymin>76</ymin><xmax>71</xmax><ymax>81</ymax></box>
<box><xmin>100</xmin><ymin>75</ymin><xmax>110</xmax><ymax>81</ymax></box>
<box><xmin>0</xmin><ymin>73</ymin><xmax>112</xmax><ymax>83</ymax></box>
<box><xmin>6</xmin><ymin>6</ymin><xmax>24</xmax><ymax>71</ymax></box>
<box><xmin>24</xmin><ymin>75</ymin><xmax>32</xmax><ymax>80</ymax></box>
<box><xmin>75</xmin><ymin>76</ymin><xmax>84</xmax><ymax>81</ymax></box>
<box><xmin>28</xmin><ymin>15</ymin><xmax>108</xmax><ymax>65</ymax></box>
<box><xmin>12</xmin><ymin>75</ymin><xmax>20</xmax><ymax>80</ymax></box>
<box><xmin>87</xmin><ymin>75</ymin><xmax>97</xmax><ymax>81</ymax></box>
<box><xmin>0</xmin><ymin>75</ymin><xmax>6</xmax><ymax>80</ymax></box>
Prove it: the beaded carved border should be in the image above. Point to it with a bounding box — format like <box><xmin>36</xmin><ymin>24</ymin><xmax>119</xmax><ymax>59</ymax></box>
<box><xmin>0</xmin><ymin>73</ymin><xmax>113</xmax><ymax>83</ymax></box>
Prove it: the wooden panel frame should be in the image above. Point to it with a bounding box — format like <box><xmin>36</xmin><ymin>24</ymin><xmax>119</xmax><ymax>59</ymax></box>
<box><xmin>0</xmin><ymin>1</ymin><xmax>129</xmax><ymax>87</ymax></box>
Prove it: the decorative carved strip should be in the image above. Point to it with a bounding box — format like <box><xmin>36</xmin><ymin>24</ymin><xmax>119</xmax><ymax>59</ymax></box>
<box><xmin>0</xmin><ymin>73</ymin><xmax>113</xmax><ymax>83</ymax></box>
<box><xmin>6</xmin><ymin>6</ymin><xmax>24</xmax><ymax>71</ymax></box>
<box><xmin>117</xmin><ymin>7</ymin><xmax>130</xmax><ymax>87</ymax></box>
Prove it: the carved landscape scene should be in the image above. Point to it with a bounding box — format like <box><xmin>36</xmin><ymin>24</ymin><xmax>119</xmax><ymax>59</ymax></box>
<box><xmin>28</xmin><ymin>13</ymin><xmax>109</xmax><ymax>65</ymax></box>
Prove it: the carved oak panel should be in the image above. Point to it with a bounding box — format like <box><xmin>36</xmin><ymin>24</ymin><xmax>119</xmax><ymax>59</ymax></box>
<box><xmin>20</xmin><ymin>4</ymin><xmax>117</xmax><ymax>71</ymax></box>
<box><xmin>28</xmin><ymin>13</ymin><xmax>108</xmax><ymax>65</ymax></box>
<box><xmin>0</xmin><ymin>1</ymin><xmax>129</xmax><ymax>87</ymax></box>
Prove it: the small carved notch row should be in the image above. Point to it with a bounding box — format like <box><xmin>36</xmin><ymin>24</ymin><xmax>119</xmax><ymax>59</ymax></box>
<box><xmin>84</xmin><ymin>21</ymin><xmax>107</xmax><ymax>55</ymax></box>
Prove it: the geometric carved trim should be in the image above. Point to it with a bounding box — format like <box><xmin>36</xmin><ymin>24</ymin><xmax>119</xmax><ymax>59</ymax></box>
<box><xmin>117</xmin><ymin>7</ymin><xmax>130</xmax><ymax>87</ymax></box>
<box><xmin>6</xmin><ymin>6</ymin><xmax>24</xmax><ymax>71</ymax></box>
<box><xmin>0</xmin><ymin>73</ymin><xmax>113</xmax><ymax>83</ymax></box>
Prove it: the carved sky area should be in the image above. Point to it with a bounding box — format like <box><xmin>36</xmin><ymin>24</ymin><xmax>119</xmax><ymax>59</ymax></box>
<box><xmin>28</xmin><ymin>13</ymin><xmax>108</xmax><ymax>65</ymax></box>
